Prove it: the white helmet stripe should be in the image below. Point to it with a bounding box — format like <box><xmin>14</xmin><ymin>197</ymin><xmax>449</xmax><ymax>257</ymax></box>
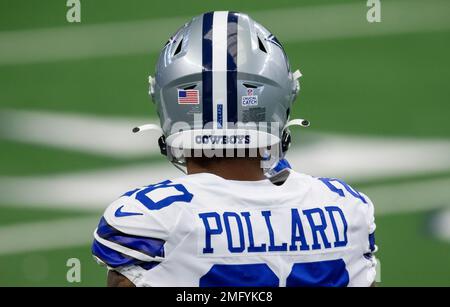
<box><xmin>211</xmin><ymin>11</ymin><xmax>229</xmax><ymax>128</ymax></box>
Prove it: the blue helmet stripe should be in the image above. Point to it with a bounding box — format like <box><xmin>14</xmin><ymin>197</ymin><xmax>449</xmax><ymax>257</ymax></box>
<box><xmin>202</xmin><ymin>12</ymin><xmax>214</xmax><ymax>126</ymax></box>
<box><xmin>227</xmin><ymin>12</ymin><xmax>238</xmax><ymax>124</ymax></box>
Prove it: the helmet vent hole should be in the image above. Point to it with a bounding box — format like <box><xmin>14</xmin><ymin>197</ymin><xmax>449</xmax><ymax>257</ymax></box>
<box><xmin>257</xmin><ymin>36</ymin><xmax>267</xmax><ymax>53</ymax></box>
<box><xmin>164</xmin><ymin>37</ymin><xmax>173</xmax><ymax>47</ymax></box>
<box><xmin>173</xmin><ymin>39</ymin><xmax>183</xmax><ymax>56</ymax></box>
<box><xmin>182</xmin><ymin>84</ymin><xmax>197</xmax><ymax>90</ymax></box>
<box><xmin>243</xmin><ymin>83</ymin><xmax>258</xmax><ymax>89</ymax></box>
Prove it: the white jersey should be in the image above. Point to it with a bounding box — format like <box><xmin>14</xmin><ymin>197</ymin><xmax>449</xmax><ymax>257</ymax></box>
<box><xmin>92</xmin><ymin>170</ymin><xmax>377</xmax><ymax>287</ymax></box>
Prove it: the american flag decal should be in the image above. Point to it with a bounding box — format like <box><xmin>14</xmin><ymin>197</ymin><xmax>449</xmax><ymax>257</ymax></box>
<box><xmin>177</xmin><ymin>89</ymin><xmax>199</xmax><ymax>104</ymax></box>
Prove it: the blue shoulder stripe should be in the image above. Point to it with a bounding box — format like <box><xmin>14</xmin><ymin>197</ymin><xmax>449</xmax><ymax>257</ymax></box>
<box><xmin>96</xmin><ymin>217</ymin><xmax>165</xmax><ymax>258</ymax></box>
<box><xmin>369</xmin><ymin>232</ymin><xmax>376</xmax><ymax>252</ymax></box>
<box><xmin>92</xmin><ymin>239</ymin><xmax>159</xmax><ymax>269</ymax></box>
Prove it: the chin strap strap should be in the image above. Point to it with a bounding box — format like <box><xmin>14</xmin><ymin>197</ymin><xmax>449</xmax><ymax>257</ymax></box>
<box><xmin>283</xmin><ymin>118</ymin><xmax>310</xmax><ymax>129</ymax></box>
<box><xmin>132</xmin><ymin>124</ymin><xmax>167</xmax><ymax>157</ymax></box>
<box><xmin>281</xmin><ymin>118</ymin><xmax>310</xmax><ymax>154</ymax></box>
<box><xmin>132</xmin><ymin>123</ymin><xmax>163</xmax><ymax>134</ymax></box>
<box><xmin>132</xmin><ymin>123</ymin><xmax>187</xmax><ymax>173</ymax></box>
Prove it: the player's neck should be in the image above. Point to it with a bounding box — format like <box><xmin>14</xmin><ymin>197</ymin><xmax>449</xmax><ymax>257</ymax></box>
<box><xmin>186</xmin><ymin>157</ymin><xmax>266</xmax><ymax>181</ymax></box>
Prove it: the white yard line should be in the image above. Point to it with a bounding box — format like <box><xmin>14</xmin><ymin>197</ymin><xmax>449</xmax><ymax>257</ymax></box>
<box><xmin>0</xmin><ymin>163</ymin><xmax>181</xmax><ymax>210</ymax></box>
<box><xmin>0</xmin><ymin>109</ymin><xmax>160</xmax><ymax>158</ymax></box>
<box><xmin>362</xmin><ymin>177</ymin><xmax>450</xmax><ymax>216</ymax></box>
<box><xmin>0</xmin><ymin>216</ymin><xmax>99</xmax><ymax>255</ymax></box>
<box><xmin>0</xmin><ymin>0</ymin><xmax>449</xmax><ymax>65</ymax></box>
<box><xmin>0</xmin><ymin>177</ymin><xmax>449</xmax><ymax>255</ymax></box>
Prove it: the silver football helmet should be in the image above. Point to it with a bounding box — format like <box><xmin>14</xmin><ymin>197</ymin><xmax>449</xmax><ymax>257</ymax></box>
<box><xmin>135</xmin><ymin>11</ymin><xmax>308</xmax><ymax>172</ymax></box>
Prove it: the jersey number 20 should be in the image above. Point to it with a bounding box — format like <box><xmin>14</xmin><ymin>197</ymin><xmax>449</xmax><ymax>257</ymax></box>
<box><xmin>200</xmin><ymin>259</ymin><xmax>349</xmax><ymax>287</ymax></box>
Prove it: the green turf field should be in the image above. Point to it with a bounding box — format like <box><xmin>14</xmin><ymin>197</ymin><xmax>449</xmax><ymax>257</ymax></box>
<box><xmin>0</xmin><ymin>0</ymin><xmax>449</xmax><ymax>286</ymax></box>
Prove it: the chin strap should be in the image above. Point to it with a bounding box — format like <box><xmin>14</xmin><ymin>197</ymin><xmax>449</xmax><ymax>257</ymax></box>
<box><xmin>132</xmin><ymin>123</ymin><xmax>163</xmax><ymax>134</ymax></box>
<box><xmin>132</xmin><ymin>124</ymin><xmax>188</xmax><ymax>173</ymax></box>
<box><xmin>283</xmin><ymin>118</ymin><xmax>310</xmax><ymax>129</ymax></box>
<box><xmin>281</xmin><ymin>118</ymin><xmax>310</xmax><ymax>154</ymax></box>
<box><xmin>132</xmin><ymin>123</ymin><xmax>167</xmax><ymax>157</ymax></box>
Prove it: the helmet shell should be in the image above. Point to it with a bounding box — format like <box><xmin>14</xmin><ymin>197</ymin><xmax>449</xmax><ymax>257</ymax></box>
<box><xmin>150</xmin><ymin>11</ymin><xmax>299</xmax><ymax>156</ymax></box>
